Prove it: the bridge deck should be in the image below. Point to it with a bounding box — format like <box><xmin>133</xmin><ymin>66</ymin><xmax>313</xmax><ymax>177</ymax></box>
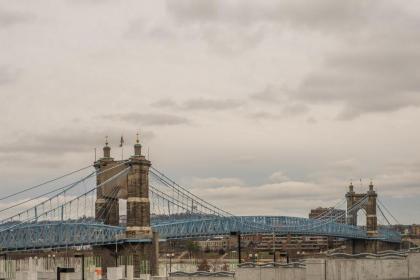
<box><xmin>0</xmin><ymin>216</ymin><xmax>401</xmax><ymax>252</ymax></box>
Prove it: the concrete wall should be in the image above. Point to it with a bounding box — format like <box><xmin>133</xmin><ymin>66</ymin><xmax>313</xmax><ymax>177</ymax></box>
<box><xmin>8</xmin><ymin>253</ymin><xmax>420</xmax><ymax>280</ymax></box>
<box><xmin>153</xmin><ymin>267</ymin><xmax>304</xmax><ymax>280</ymax></box>
<box><xmin>325</xmin><ymin>258</ymin><xmax>408</xmax><ymax>280</ymax></box>
<box><xmin>306</xmin><ymin>252</ymin><xmax>420</xmax><ymax>280</ymax></box>
<box><xmin>153</xmin><ymin>277</ymin><xmax>232</xmax><ymax>280</ymax></box>
<box><xmin>408</xmin><ymin>252</ymin><xmax>420</xmax><ymax>279</ymax></box>
<box><xmin>16</xmin><ymin>271</ymin><xmax>83</xmax><ymax>280</ymax></box>
<box><xmin>38</xmin><ymin>272</ymin><xmax>82</xmax><ymax>280</ymax></box>
<box><xmin>235</xmin><ymin>267</ymin><xmax>305</xmax><ymax>280</ymax></box>
<box><xmin>305</xmin><ymin>259</ymin><xmax>325</xmax><ymax>280</ymax></box>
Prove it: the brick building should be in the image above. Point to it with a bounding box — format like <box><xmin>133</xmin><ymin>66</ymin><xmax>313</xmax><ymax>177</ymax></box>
<box><xmin>309</xmin><ymin>207</ymin><xmax>346</xmax><ymax>224</ymax></box>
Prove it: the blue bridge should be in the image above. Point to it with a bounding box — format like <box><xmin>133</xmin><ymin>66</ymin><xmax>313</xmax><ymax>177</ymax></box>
<box><xmin>0</xmin><ymin>145</ymin><xmax>401</xmax><ymax>252</ymax></box>
<box><xmin>0</xmin><ymin>216</ymin><xmax>401</xmax><ymax>252</ymax></box>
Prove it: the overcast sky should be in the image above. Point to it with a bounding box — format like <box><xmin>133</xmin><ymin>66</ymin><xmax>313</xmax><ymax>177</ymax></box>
<box><xmin>1</xmin><ymin>0</ymin><xmax>420</xmax><ymax>224</ymax></box>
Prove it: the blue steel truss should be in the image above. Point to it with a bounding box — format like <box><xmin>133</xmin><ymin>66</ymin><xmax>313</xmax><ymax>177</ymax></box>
<box><xmin>0</xmin><ymin>222</ymin><xmax>125</xmax><ymax>251</ymax></box>
<box><xmin>0</xmin><ymin>216</ymin><xmax>401</xmax><ymax>251</ymax></box>
<box><xmin>151</xmin><ymin>216</ymin><xmax>401</xmax><ymax>243</ymax></box>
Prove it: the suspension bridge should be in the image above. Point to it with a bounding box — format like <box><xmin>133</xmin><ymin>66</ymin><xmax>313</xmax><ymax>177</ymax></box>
<box><xmin>0</xmin><ymin>140</ymin><xmax>401</xmax><ymax>254</ymax></box>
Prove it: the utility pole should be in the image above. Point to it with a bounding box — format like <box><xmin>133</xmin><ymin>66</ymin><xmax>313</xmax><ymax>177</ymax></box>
<box><xmin>230</xmin><ymin>231</ymin><xmax>241</xmax><ymax>264</ymax></box>
<box><xmin>272</xmin><ymin>231</ymin><xmax>276</xmax><ymax>263</ymax></box>
<box><xmin>75</xmin><ymin>254</ymin><xmax>85</xmax><ymax>280</ymax></box>
<box><xmin>166</xmin><ymin>253</ymin><xmax>174</xmax><ymax>276</ymax></box>
<box><xmin>238</xmin><ymin>233</ymin><xmax>241</xmax><ymax>264</ymax></box>
<box><xmin>115</xmin><ymin>235</ymin><xmax>118</xmax><ymax>267</ymax></box>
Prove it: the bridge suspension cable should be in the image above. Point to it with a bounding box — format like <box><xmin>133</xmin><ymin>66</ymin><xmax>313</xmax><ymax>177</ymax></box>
<box><xmin>149</xmin><ymin>168</ymin><xmax>391</xmax><ymax>239</ymax></box>
<box><xmin>0</xmin><ymin>171</ymin><xmax>96</xmax><ymax>215</ymax></box>
<box><xmin>0</xmin><ymin>161</ymin><xmax>128</xmax><ymax>225</ymax></box>
<box><xmin>150</xmin><ymin>167</ymin><xmax>373</xmax><ymax>234</ymax></box>
<box><xmin>0</xmin><ymin>166</ymin><xmax>131</xmax><ymax>233</ymax></box>
<box><xmin>376</xmin><ymin>204</ymin><xmax>391</xmax><ymax>226</ymax></box>
<box><xmin>0</xmin><ymin>165</ymin><xmax>92</xmax><ymax>201</ymax></box>
<box><xmin>95</xmin><ymin>183</ymin><xmax>125</xmax><ymax>223</ymax></box>
<box><xmin>150</xmin><ymin>187</ymin><xmax>203</xmax><ymax>218</ymax></box>
<box><xmin>150</xmin><ymin>167</ymin><xmax>233</xmax><ymax>217</ymax></box>
<box><xmin>283</xmin><ymin>195</ymin><xmax>369</xmax><ymax>231</ymax></box>
<box><xmin>149</xmin><ymin>185</ymin><xmax>217</xmax><ymax>218</ymax></box>
<box><xmin>377</xmin><ymin>198</ymin><xmax>400</xmax><ymax>225</ymax></box>
<box><xmin>150</xmin><ymin>168</ymin><xmax>372</xmax><ymax>235</ymax></box>
<box><xmin>308</xmin><ymin>198</ymin><xmax>347</xmax><ymax>221</ymax></box>
<box><xmin>149</xmin><ymin>172</ymin><xmax>276</xmax><ymax>233</ymax></box>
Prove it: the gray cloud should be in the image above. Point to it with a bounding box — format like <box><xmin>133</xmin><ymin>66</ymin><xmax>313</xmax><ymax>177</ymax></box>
<box><xmin>248</xmin><ymin>104</ymin><xmax>309</xmax><ymax>120</ymax></box>
<box><xmin>165</xmin><ymin>0</ymin><xmax>420</xmax><ymax>119</ymax></box>
<box><xmin>150</xmin><ymin>98</ymin><xmax>177</xmax><ymax>108</ymax></box>
<box><xmin>248</xmin><ymin>86</ymin><xmax>309</xmax><ymax>120</ymax></box>
<box><xmin>0</xmin><ymin>66</ymin><xmax>19</xmax><ymax>85</ymax></box>
<box><xmin>250</xmin><ymin>86</ymin><xmax>284</xmax><ymax>103</ymax></box>
<box><xmin>306</xmin><ymin>117</ymin><xmax>317</xmax><ymax>124</ymax></box>
<box><xmin>297</xmin><ymin>48</ymin><xmax>420</xmax><ymax>119</ymax></box>
<box><xmin>183</xmin><ymin>98</ymin><xmax>244</xmax><ymax>111</ymax></box>
<box><xmin>373</xmin><ymin>162</ymin><xmax>420</xmax><ymax>198</ymax></box>
<box><xmin>165</xmin><ymin>0</ymin><xmax>370</xmax><ymax>31</ymax></box>
<box><xmin>0</xmin><ymin>154</ymin><xmax>64</xmax><ymax>169</ymax></box>
<box><xmin>66</xmin><ymin>0</ymin><xmax>113</xmax><ymax>4</ymax></box>
<box><xmin>249</xmin><ymin>111</ymin><xmax>279</xmax><ymax>120</ymax></box>
<box><xmin>190</xmin><ymin>177</ymin><xmax>244</xmax><ymax>189</ymax></box>
<box><xmin>188</xmin><ymin>170</ymin><xmax>344</xmax><ymax>216</ymax></box>
<box><xmin>128</xmin><ymin>0</ymin><xmax>370</xmax><ymax>55</ymax></box>
<box><xmin>292</xmin><ymin>8</ymin><xmax>420</xmax><ymax>119</ymax></box>
<box><xmin>162</xmin><ymin>0</ymin><xmax>370</xmax><ymax>53</ymax></box>
<box><xmin>103</xmin><ymin>113</ymin><xmax>190</xmax><ymax>126</ymax></box>
<box><xmin>151</xmin><ymin>98</ymin><xmax>244</xmax><ymax>111</ymax></box>
<box><xmin>0</xmin><ymin>129</ymin><xmax>154</xmax><ymax>156</ymax></box>
<box><xmin>0</xmin><ymin>9</ymin><xmax>33</xmax><ymax>27</ymax></box>
<box><xmin>282</xmin><ymin>103</ymin><xmax>309</xmax><ymax>115</ymax></box>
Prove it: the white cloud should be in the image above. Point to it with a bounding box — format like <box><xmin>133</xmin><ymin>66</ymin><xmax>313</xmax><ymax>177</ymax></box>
<box><xmin>190</xmin><ymin>177</ymin><xmax>244</xmax><ymax>189</ymax></box>
<box><xmin>185</xmin><ymin>164</ymin><xmax>420</xmax><ymax>222</ymax></box>
<box><xmin>269</xmin><ymin>171</ymin><xmax>290</xmax><ymax>183</ymax></box>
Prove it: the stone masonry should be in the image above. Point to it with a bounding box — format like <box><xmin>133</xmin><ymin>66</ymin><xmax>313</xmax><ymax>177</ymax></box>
<box><xmin>94</xmin><ymin>136</ymin><xmax>158</xmax><ymax>277</ymax></box>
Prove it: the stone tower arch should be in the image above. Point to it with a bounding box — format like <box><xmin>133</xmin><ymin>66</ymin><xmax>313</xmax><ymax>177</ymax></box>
<box><xmin>346</xmin><ymin>181</ymin><xmax>378</xmax><ymax>237</ymax></box>
<box><xmin>93</xmin><ymin>136</ymin><xmax>158</xmax><ymax>277</ymax></box>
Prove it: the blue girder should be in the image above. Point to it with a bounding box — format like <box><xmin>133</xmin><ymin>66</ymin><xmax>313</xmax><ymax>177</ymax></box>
<box><xmin>0</xmin><ymin>216</ymin><xmax>401</xmax><ymax>251</ymax></box>
<box><xmin>0</xmin><ymin>222</ymin><xmax>125</xmax><ymax>251</ymax></box>
<box><xmin>152</xmin><ymin>216</ymin><xmax>401</xmax><ymax>243</ymax></box>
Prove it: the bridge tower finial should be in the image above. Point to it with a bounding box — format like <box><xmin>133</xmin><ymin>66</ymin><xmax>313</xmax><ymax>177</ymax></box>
<box><xmin>369</xmin><ymin>179</ymin><xmax>374</xmax><ymax>191</ymax></box>
<box><xmin>349</xmin><ymin>180</ymin><xmax>354</xmax><ymax>192</ymax></box>
<box><xmin>134</xmin><ymin>132</ymin><xmax>142</xmax><ymax>156</ymax></box>
<box><xmin>103</xmin><ymin>136</ymin><xmax>111</xmax><ymax>158</ymax></box>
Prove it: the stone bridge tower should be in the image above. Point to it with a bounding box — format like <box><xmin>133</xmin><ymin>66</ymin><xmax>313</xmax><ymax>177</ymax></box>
<box><xmin>345</xmin><ymin>181</ymin><xmax>378</xmax><ymax>237</ymax></box>
<box><xmin>94</xmin><ymin>138</ymin><xmax>125</xmax><ymax>226</ymax></box>
<box><xmin>345</xmin><ymin>181</ymin><xmax>400</xmax><ymax>254</ymax></box>
<box><xmin>126</xmin><ymin>137</ymin><xmax>152</xmax><ymax>238</ymax></box>
<box><xmin>94</xmin><ymin>136</ymin><xmax>158</xmax><ymax>277</ymax></box>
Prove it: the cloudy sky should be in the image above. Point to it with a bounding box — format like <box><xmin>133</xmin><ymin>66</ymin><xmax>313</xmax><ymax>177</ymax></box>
<box><xmin>1</xmin><ymin>0</ymin><xmax>420</xmax><ymax>224</ymax></box>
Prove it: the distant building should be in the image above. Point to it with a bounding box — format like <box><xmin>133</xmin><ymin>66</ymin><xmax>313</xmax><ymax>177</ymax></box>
<box><xmin>393</xmin><ymin>224</ymin><xmax>420</xmax><ymax>237</ymax></box>
<box><xmin>194</xmin><ymin>237</ymin><xmax>233</xmax><ymax>251</ymax></box>
<box><xmin>194</xmin><ymin>235</ymin><xmax>262</xmax><ymax>252</ymax></box>
<box><xmin>257</xmin><ymin>234</ymin><xmax>345</xmax><ymax>256</ymax></box>
<box><xmin>186</xmin><ymin>233</ymin><xmax>346</xmax><ymax>256</ymax></box>
<box><xmin>413</xmin><ymin>225</ymin><xmax>420</xmax><ymax>236</ymax></box>
<box><xmin>309</xmin><ymin>207</ymin><xmax>346</xmax><ymax>224</ymax></box>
